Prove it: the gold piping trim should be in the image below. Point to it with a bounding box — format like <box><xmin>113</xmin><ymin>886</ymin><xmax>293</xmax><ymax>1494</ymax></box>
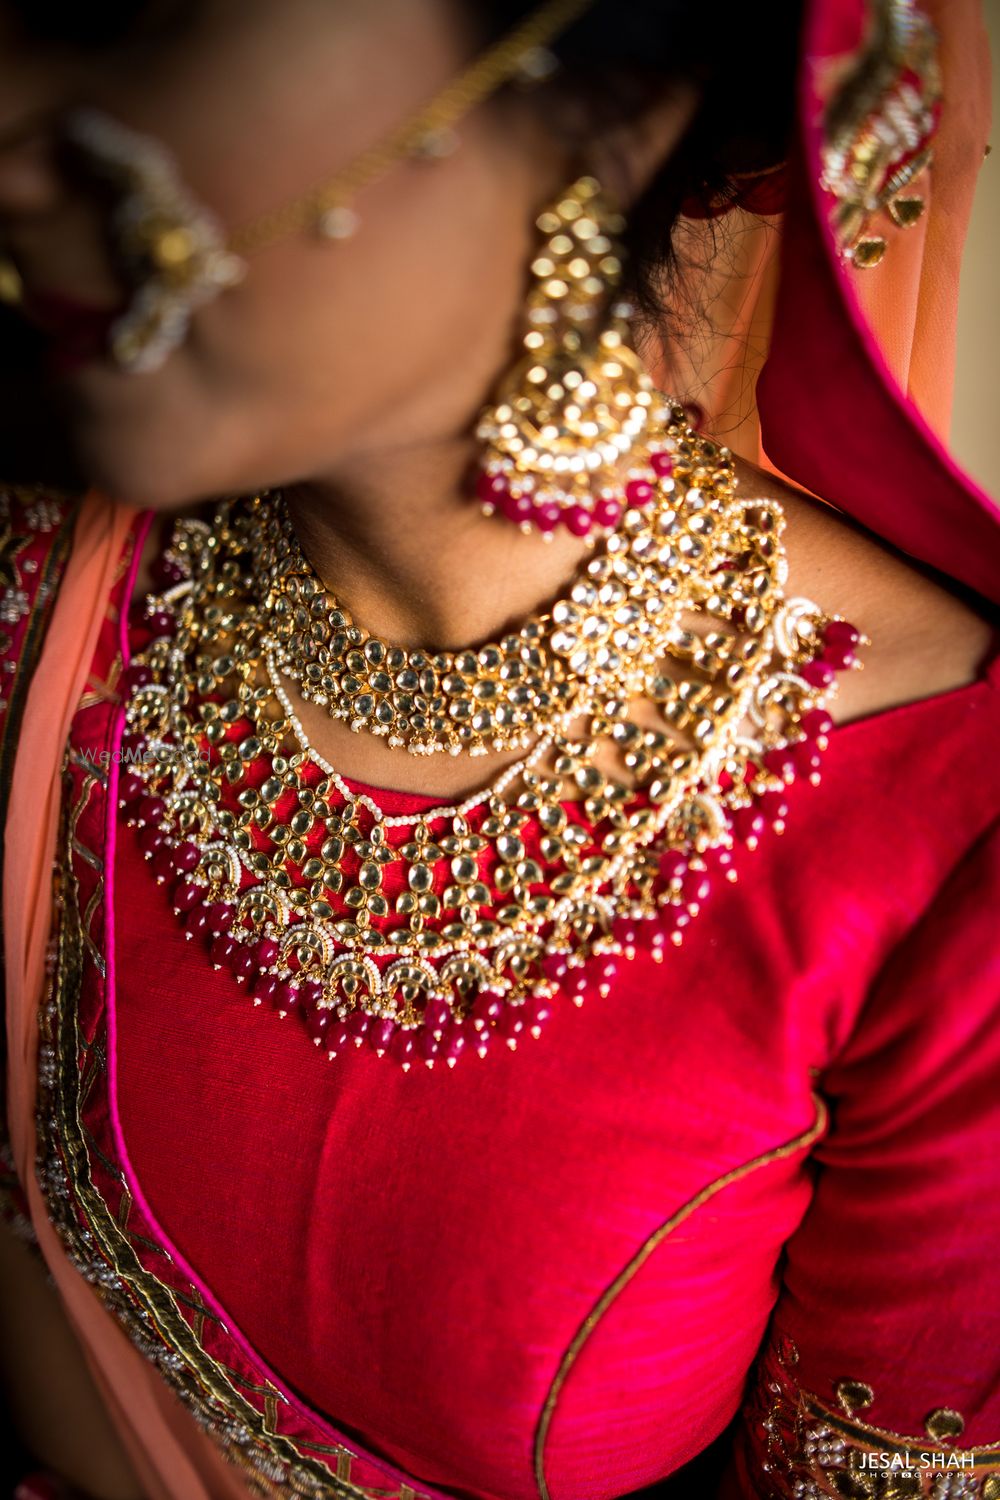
<box><xmin>39</xmin><ymin>794</ymin><xmax>433</xmax><ymax>1500</ymax></box>
<box><xmin>532</xmin><ymin>1095</ymin><xmax>830</xmax><ymax>1500</ymax></box>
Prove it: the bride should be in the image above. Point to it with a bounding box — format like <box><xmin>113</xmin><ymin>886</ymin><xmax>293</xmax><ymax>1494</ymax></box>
<box><xmin>1</xmin><ymin>2</ymin><xmax>997</xmax><ymax>1498</ymax></box>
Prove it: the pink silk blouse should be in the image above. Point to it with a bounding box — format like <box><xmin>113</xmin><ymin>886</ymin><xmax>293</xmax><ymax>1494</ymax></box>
<box><xmin>4</xmin><ymin>495</ymin><xmax>1000</xmax><ymax>1500</ymax></box>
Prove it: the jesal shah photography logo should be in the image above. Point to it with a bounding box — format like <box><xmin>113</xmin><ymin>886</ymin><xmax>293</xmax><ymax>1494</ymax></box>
<box><xmin>858</xmin><ymin>1450</ymin><xmax>976</xmax><ymax>1472</ymax></box>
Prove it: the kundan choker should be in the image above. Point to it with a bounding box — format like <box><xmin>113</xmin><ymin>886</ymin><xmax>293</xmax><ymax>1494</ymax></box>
<box><xmin>120</xmin><ymin>399</ymin><xmax>866</xmax><ymax>1070</ymax></box>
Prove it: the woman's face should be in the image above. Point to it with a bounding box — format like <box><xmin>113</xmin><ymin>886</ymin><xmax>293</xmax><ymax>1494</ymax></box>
<box><xmin>0</xmin><ymin>0</ymin><xmax>574</xmax><ymax>508</ymax></box>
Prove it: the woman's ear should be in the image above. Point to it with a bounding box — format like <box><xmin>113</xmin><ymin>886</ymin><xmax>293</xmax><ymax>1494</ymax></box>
<box><xmin>586</xmin><ymin>80</ymin><xmax>702</xmax><ymax>209</ymax></box>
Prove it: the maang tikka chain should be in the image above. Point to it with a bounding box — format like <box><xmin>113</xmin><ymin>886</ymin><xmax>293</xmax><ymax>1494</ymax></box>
<box><xmin>58</xmin><ymin>0</ymin><xmax>598</xmax><ymax>374</ymax></box>
<box><xmin>473</xmin><ymin>174</ymin><xmax>655</xmax><ymax>540</ymax></box>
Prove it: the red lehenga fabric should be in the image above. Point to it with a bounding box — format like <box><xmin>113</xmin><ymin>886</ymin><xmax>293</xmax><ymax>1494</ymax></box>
<box><xmin>3</xmin><ymin>1</ymin><xmax>1000</xmax><ymax>1498</ymax></box>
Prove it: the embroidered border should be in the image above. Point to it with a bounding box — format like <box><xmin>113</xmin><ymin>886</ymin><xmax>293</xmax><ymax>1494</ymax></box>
<box><xmin>0</xmin><ymin>485</ymin><xmax>78</xmax><ymax>1247</ymax></box>
<box><xmin>34</xmin><ymin>769</ymin><xmax>434</xmax><ymax>1500</ymax></box>
<box><xmin>741</xmin><ymin>1335</ymin><xmax>1000</xmax><ymax>1498</ymax></box>
<box><xmin>818</xmin><ymin>0</ymin><xmax>942</xmax><ymax>268</ymax></box>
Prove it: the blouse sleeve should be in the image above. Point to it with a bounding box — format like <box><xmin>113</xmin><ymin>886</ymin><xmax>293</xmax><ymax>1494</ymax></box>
<box><xmin>0</xmin><ymin>485</ymin><xmax>77</xmax><ymax>1247</ymax></box>
<box><xmin>722</xmin><ymin>808</ymin><xmax>1000</xmax><ymax>1499</ymax></box>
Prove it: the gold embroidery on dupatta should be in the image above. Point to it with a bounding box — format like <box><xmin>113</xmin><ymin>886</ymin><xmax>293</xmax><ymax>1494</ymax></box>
<box><xmin>819</xmin><ymin>0</ymin><xmax>942</xmax><ymax>268</ymax></box>
<box><xmin>34</xmin><ymin>788</ymin><xmax>431</xmax><ymax>1500</ymax></box>
<box><xmin>743</xmin><ymin>1335</ymin><xmax>1000</xmax><ymax>1497</ymax></box>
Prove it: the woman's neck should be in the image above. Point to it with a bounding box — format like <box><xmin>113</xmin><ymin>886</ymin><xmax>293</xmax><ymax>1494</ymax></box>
<box><xmin>285</xmin><ymin>435</ymin><xmax>590</xmax><ymax>652</ymax></box>
<box><xmin>274</xmin><ymin>436</ymin><xmax>591</xmax><ymax>799</ymax></box>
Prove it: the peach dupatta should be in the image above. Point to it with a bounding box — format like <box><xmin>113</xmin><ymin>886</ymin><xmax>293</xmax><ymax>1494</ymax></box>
<box><xmin>3</xmin><ymin>494</ymin><xmax>251</xmax><ymax>1498</ymax></box>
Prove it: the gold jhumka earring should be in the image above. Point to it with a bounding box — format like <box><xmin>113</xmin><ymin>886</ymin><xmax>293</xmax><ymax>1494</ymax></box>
<box><xmin>473</xmin><ymin>173</ymin><xmax>658</xmax><ymax>540</ymax></box>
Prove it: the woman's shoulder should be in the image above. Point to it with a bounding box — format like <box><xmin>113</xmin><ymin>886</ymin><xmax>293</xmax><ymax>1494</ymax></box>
<box><xmin>731</xmin><ymin>454</ymin><xmax>1000</xmax><ymax>730</ymax></box>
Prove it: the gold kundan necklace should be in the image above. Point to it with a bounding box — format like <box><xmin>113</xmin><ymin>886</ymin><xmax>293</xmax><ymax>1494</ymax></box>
<box><xmin>121</xmin><ymin>399</ymin><xmax>865</xmax><ymax>1069</ymax></box>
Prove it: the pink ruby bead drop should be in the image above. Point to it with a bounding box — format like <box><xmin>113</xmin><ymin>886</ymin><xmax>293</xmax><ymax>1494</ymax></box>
<box><xmin>439</xmin><ymin>1020</ymin><xmax>466</xmax><ymax>1064</ymax></box>
<box><xmin>369</xmin><ymin>1016</ymin><xmax>398</xmax><ymax>1054</ymax></box>
<box><xmin>146</xmin><ymin>610</ymin><xmax>174</xmax><ymax>638</ymax></box>
<box><xmin>253</xmin><ymin>937</ymin><xmax>279</xmax><ymax>968</ymax></box>
<box><xmin>423</xmin><ymin>996</ymin><xmax>451</xmax><ymax>1035</ymax></box>
<box><xmin>615</xmin><ymin>922</ymin><xmax>641</xmax><ymax>953</ymax></box>
<box><xmin>756</xmin><ymin>787</ymin><xmax>789</xmax><ymax>824</ymax></box>
<box><xmin>172</xmin><ymin>879</ymin><xmax>201</xmax><ymax>913</ymax></box>
<box><xmin>762</xmin><ymin>745</ymin><xmax>797</xmax><ymax>780</ymax></box>
<box><xmin>274</xmin><ymin>980</ymin><xmax>299</xmax><ymax>1013</ymax></box>
<box><xmin>139</xmin><ymin>826</ymin><xmax>165</xmax><ymax>857</ymax></box>
<box><xmin>230</xmin><ymin>947</ymin><xmax>256</xmax><ymax>984</ymax></box>
<box><xmin>732</xmin><ymin>806</ymin><xmax>766</xmax><ymax>843</ymax></box>
<box><xmin>476</xmin><ymin>471</ymin><xmax>509</xmax><ymax>509</ymax></box>
<box><xmin>593</xmin><ymin>497</ymin><xmax>622</xmax><ymax>529</ymax></box>
<box><xmin>799</xmin><ymin>707</ymin><xmax>834</xmax><ymax>740</ymax></box>
<box><xmin>625</xmin><ymin>478</ymin><xmax>655</xmax><ymax>507</ymax></box>
<box><xmin>791</xmin><ymin>737</ymin><xmax>824</xmax><ymax>771</ymax></box>
<box><xmin>650</xmin><ymin>451</ymin><xmax>674</xmax><ymax>477</ymax></box>
<box><xmin>184</xmin><ymin>907</ymin><xmax>210</xmax><ymax>941</ymax></box>
<box><xmin>534</xmin><ymin>501</ymin><xmax>562</xmax><ymax>534</ymax></box>
<box><xmin>206</xmin><ymin>902</ymin><xmax>234</xmax><ymax>936</ymax></box>
<box><xmin>801</xmin><ymin>659</ymin><xmax>836</xmax><ymax>689</ymax></box>
<box><xmin>307</xmin><ymin>1011</ymin><xmax>329</xmax><ymax>1047</ymax></box>
<box><xmin>525</xmin><ymin>992</ymin><xmax>553</xmax><ymax>1031</ymax></box>
<box><xmin>152</xmin><ymin>848</ymin><xmax>175</xmax><ymax>882</ymax></box>
<box><xmin>659</xmin><ymin>849</ymin><xmax>687</xmax><ymax>883</ymax></box>
<box><xmin>542</xmin><ymin>953</ymin><xmax>569</xmax><ymax>984</ymax></box>
<box><xmin>299</xmin><ymin>978</ymin><xmax>324</xmax><ymax>1009</ymax></box>
<box><xmin>470</xmin><ymin>989</ymin><xmax>504</xmax><ymax>1030</ymax></box>
<box><xmin>171</xmin><ymin>842</ymin><xmax>199</xmax><ymax>874</ymax></box>
<box><xmin>390</xmin><ymin>1027</ymin><xmax>417</xmax><ymax>1069</ymax></box>
<box><xmin>595</xmin><ymin>956</ymin><xmax>618</xmax><ymax>986</ymax></box>
<box><xmin>420</xmin><ymin>1027</ymin><xmax>440</xmax><ymax>1065</ymax></box>
<box><xmin>568</xmin><ymin>970</ymin><xmax>588</xmax><ymax>1001</ymax></box>
<box><xmin>820</xmin><ymin>642</ymin><xmax>857</xmax><ymax>670</ymax></box>
<box><xmin>119</xmin><ymin>770</ymin><xmax>145</xmax><ymax>807</ymax></box>
<box><xmin>136</xmin><ymin>794</ymin><xmax>164</xmax><ymax>826</ymax></box>
<box><xmin>565</xmin><ymin>505</ymin><xmax>593</xmax><ymax>538</ymax></box>
<box><xmin>210</xmin><ymin>935</ymin><xmax>235</xmax><ymax>968</ymax></box>
<box><xmin>347</xmin><ymin>1010</ymin><xmax>370</xmax><ymax>1044</ymax></box>
<box><xmin>502</xmin><ymin>491</ymin><xmax>533</xmax><ymax>526</ymax></box>
<box><xmin>251</xmin><ymin>976</ymin><xmax>278</xmax><ymax>1006</ymax></box>
<box><xmin>325</xmin><ymin>1021</ymin><xmax>352</xmax><ymax>1056</ymax></box>
<box><xmin>501</xmin><ymin>1006</ymin><xmax>526</xmax><ymax>1044</ymax></box>
<box><xmin>823</xmin><ymin>619</ymin><xmax>861</xmax><ymax>648</ymax></box>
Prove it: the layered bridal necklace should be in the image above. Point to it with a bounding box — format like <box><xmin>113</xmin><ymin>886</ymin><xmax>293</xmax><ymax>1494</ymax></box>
<box><xmin>121</xmin><ymin>398</ymin><xmax>864</xmax><ymax>1070</ymax></box>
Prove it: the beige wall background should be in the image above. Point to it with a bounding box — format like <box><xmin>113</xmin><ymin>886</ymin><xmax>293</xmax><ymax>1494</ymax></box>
<box><xmin>952</xmin><ymin>0</ymin><xmax>1000</xmax><ymax>495</ymax></box>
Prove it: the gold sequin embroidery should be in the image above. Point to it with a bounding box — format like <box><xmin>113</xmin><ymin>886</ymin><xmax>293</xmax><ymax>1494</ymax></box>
<box><xmin>819</xmin><ymin>0</ymin><xmax>942</xmax><ymax>268</ymax></box>
<box><xmin>744</xmin><ymin>1335</ymin><xmax>1000</xmax><ymax>1498</ymax></box>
